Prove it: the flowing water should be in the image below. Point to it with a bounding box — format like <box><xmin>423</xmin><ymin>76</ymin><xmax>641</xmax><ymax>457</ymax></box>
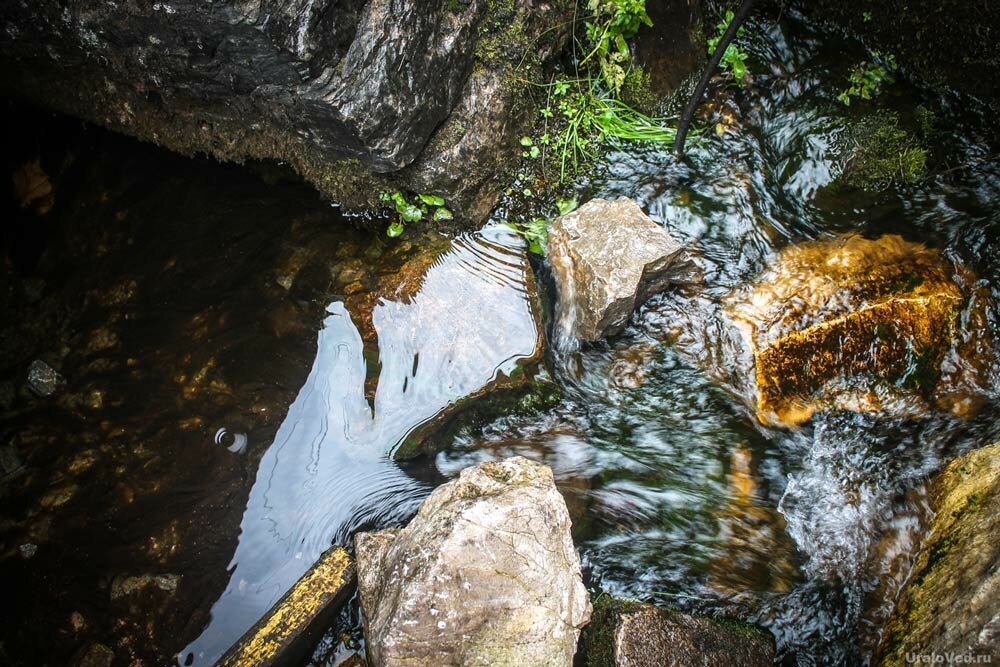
<box><xmin>440</xmin><ymin>15</ymin><xmax>1000</xmax><ymax>666</ymax></box>
<box><xmin>2</xmin><ymin>11</ymin><xmax>1000</xmax><ymax>667</ymax></box>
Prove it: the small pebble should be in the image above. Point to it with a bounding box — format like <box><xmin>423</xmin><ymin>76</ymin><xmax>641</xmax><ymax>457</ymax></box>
<box><xmin>26</xmin><ymin>360</ymin><xmax>63</xmax><ymax>397</ymax></box>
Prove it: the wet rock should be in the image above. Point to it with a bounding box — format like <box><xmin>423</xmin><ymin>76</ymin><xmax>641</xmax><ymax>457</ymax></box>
<box><xmin>580</xmin><ymin>598</ymin><xmax>774</xmax><ymax>667</ymax></box>
<box><xmin>877</xmin><ymin>442</ymin><xmax>1000</xmax><ymax>665</ymax></box>
<box><xmin>355</xmin><ymin>457</ymin><xmax>591</xmax><ymax>666</ymax></box>
<box><xmin>39</xmin><ymin>482</ymin><xmax>77</xmax><ymax>509</ymax></box>
<box><xmin>0</xmin><ymin>0</ymin><xmax>573</xmax><ymax>225</ymax></box>
<box><xmin>110</xmin><ymin>573</ymin><xmax>181</xmax><ymax>600</ymax></box>
<box><xmin>548</xmin><ymin>197</ymin><xmax>697</xmax><ymax>342</ymax></box>
<box><xmin>726</xmin><ymin>234</ymin><xmax>993</xmax><ymax>427</ymax></box>
<box><xmin>12</xmin><ymin>159</ymin><xmax>54</xmax><ymax>215</ymax></box>
<box><xmin>0</xmin><ymin>441</ymin><xmax>25</xmax><ymax>481</ymax></box>
<box><xmin>628</xmin><ymin>0</ymin><xmax>705</xmax><ymax>108</ymax></box>
<box><xmin>69</xmin><ymin>611</ymin><xmax>87</xmax><ymax>633</ymax></box>
<box><xmin>74</xmin><ymin>642</ymin><xmax>114</xmax><ymax>667</ymax></box>
<box><xmin>26</xmin><ymin>359</ymin><xmax>64</xmax><ymax>397</ymax></box>
<box><xmin>18</xmin><ymin>543</ymin><xmax>38</xmax><ymax>559</ymax></box>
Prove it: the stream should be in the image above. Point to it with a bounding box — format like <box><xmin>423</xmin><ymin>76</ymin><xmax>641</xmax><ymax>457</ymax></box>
<box><xmin>2</xmin><ymin>10</ymin><xmax>1000</xmax><ymax>667</ymax></box>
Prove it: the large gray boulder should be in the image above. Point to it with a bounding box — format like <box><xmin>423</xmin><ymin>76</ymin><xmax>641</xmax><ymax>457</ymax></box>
<box><xmin>580</xmin><ymin>598</ymin><xmax>775</xmax><ymax>667</ymax></box>
<box><xmin>877</xmin><ymin>442</ymin><xmax>1000</xmax><ymax>665</ymax></box>
<box><xmin>355</xmin><ymin>456</ymin><xmax>591</xmax><ymax>666</ymax></box>
<box><xmin>548</xmin><ymin>197</ymin><xmax>696</xmax><ymax>343</ymax></box>
<box><xmin>0</xmin><ymin>0</ymin><xmax>573</xmax><ymax>224</ymax></box>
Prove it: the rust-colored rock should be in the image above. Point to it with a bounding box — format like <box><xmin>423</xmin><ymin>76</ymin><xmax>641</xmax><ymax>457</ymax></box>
<box><xmin>726</xmin><ymin>234</ymin><xmax>992</xmax><ymax>426</ymax></box>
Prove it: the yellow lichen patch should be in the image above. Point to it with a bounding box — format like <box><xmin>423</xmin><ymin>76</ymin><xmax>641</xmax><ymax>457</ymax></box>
<box><xmin>726</xmin><ymin>235</ymin><xmax>990</xmax><ymax>427</ymax></box>
<box><xmin>219</xmin><ymin>547</ymin><xmax>355</xmax><ymax>667</ymax></box>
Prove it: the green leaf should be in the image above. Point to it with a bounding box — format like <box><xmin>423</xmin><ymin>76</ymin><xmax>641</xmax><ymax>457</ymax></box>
<box><xmin>529</xmin><ymin>146</ymin><xmax>541</xmax><ymax>159</ymax></box>
<box><xmin>433</xmin><ymin>207</ymin><xmax>453</xmax><ymax>221</ymax></box>
<box><xmin>519</xmin><ymin>136</ymin><xmax>534</xmax><ymax>147</ymax></box>
<box><xmin>417</xmin><ymin>193</ymin><xmax>445</xmax><ymax>207</ymax></box>
<box><xmin>732</xmin><ymin>58</ymin><xmax>746</xmax><ymax>80</ymax></box>
<box><xmin>399</xmin><ymin>204</ymin><xmax>423</xmax><ymax>222</ymax></box>
<box><xmin>556</xmin><ymin>196</ymin><xmax>578</xmax><ymax>216</ymax></box>
<box><xmin>386</xmin><ymin>222</ymin><xmax>405</xmax><ymax>238</ymax></box>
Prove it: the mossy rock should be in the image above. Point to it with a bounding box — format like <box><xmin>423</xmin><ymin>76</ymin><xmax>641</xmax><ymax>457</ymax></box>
<box><xmin>580</xmin><ymin>597</ymin><xmax>774</xmax><ymax>667</ymax></box>
<box><xmin>727</xmin><ymin>234</ymin><xmax>991</xmax><ymax>426</ymax></box>
<box><xmin>877</xmin><ymin>442</ymin><xmax>1000</xmax><ymax>665</ymax></box>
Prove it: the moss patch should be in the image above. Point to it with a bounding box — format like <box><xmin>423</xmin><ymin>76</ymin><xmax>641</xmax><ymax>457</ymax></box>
<box><xmin>620</xmin><ymin>65</ymin><xmax>659</xmax><ymax>116</ymax></box>
<box><xmin>836</xmin><ymin>111</ymin><xmax>927</xmax><ymax>190</ymax></box>
<box><xmin>877</xmin><ymin>442</ymin><xmax>1000</xmax><ymax>664</ymax></box>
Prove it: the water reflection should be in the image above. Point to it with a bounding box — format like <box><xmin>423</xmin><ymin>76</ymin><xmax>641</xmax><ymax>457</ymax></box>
<box><xmin>180</xmin><ymin>228</ymin><xmax>539</xmax><ymax>665</ymax></box>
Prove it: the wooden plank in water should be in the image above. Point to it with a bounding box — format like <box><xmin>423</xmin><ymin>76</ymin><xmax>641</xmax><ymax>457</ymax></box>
<box><xmin>217</xmin><ymin>547</ymin><xmax>356</xmax><ymax>667</ymax></box>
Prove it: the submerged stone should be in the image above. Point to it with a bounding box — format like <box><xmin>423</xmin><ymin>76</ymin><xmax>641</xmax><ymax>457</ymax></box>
<box><xmin>13</xmin><ymin>159</ymin><xmax>54</xmax><ymax>215</ymax></box>
<box><xmin>580</xmin><ymin>598</ymin><xmax>774</xmax><ymax>667</ymax></box>
<box><xmin>74</xmin><ymin>643</ymin><xmax>114</xmax><ymax>667</ymax></box>
<box><xmin>726</xmin><ymin>234</ymin><xmax>992</xmax><ymax>427</ymax></box>
<box><xmin>548</xmin><ymin>197</ymin><xmax>697</xmax><ymax>343</ymax></box>
<box><xmin>355</xmin><ymin>457</ymin><xmax>591</xmax><ymax>667</ymax></box>
<box><xmin>877</xmin><ymin>442</ymin><xmax>1000</xmax><ymax>665</ymax></box>
<box><xmin>26</xmin><ymin>359</ymin><xmax>64</xmax><ymax>397</ymax></box>
<box><xmin>708</xmin><ymin>447</ymin><xmax>799</xmax><ymax>594</ymax></box>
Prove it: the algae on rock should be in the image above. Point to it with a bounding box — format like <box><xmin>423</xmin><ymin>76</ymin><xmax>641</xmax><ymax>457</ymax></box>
<box><xmin>877</xmin><ymin>442</ymin><xmax>1000</xmax><ymax>665</ymax></box>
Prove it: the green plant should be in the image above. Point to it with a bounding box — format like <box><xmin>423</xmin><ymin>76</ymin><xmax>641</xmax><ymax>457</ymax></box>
<box><xmin>536</xmin><ymin>77</ymin><xmax>680</xmax><ymax>182</ymax></box>
<box><xmin>556</xmin><ymin>196</ymin><xmax>578</xmax><ymax>215</ymax></box>
<box><xmin>837</xmin><ymin>52</ymin><xmax>897</xmax><ymax>105</ymax></box>
<box><xmin>505</xmin><ymin>217</ymin><xmax>549</xmax><ymax>255</ymax></box>
<box><xmin>707</xmin><ymin>10</ymin><xmax>750</xmax><ymax>83</ymax></box>
<box><xmin>518</xmin><ymin>0</ymin><xmax>685</xmax><ymax>186</ymax></box>
<box><xmin>581</xmin><ymin>0</ymin><xmax>652</xmax><ymax>94</ymax></box>
<box><xmin>379</xmin><ymin>191</ymin><xmax>453</xmax><ymax>237</ymax></box>
<box><xmin>504</xmin><ymin>198</ymin><xmax>577</xmax><ymax>256</ymax></box>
